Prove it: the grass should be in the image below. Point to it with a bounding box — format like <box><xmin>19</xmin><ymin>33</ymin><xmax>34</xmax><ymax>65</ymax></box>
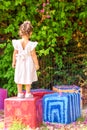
<box><xmin>0</xmin><ymin>121</ymin><xmax>4</xmax><ymax>130</ymax></box>
<box><xmin>0</xmin><ymin>108</ymin><xmax>87</xmax><ymax>130</ymax></box>
<box><xmin>0</xmin><ymin>117</ymin><xmax>87</xmax><ymax>130</ymax></box>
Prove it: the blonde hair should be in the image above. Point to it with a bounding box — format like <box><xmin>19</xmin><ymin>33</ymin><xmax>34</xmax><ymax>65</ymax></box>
<box><xmin>19</xmin><ymin>20</ymin><xmax>33</xmax><ymax>37</ymax></box>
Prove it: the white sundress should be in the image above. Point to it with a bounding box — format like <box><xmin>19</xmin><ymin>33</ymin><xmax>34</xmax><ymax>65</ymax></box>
<box><xmin>12</xmin><ymin>39</ymin><xmax>38</xmax><ymax>84</ymax></box>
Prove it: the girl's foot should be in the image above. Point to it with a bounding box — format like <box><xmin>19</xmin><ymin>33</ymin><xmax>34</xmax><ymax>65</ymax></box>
<box><xmin>25</xmin><ymin>93</ymin><xmax>33</xmax><ymax>98</ymax></box>
<box><xmin>17</xmin><ymin>93</ymin><xmax>24</xmax><ymax>98</ymax></box>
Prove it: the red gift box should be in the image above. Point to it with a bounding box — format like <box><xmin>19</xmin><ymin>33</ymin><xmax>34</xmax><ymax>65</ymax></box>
<box><xmin>4</xmin><ymin>96</ymin><xmax>42</xmax><ymax>129</ymax></box>
<box><xmin>4</xmin><ymin>89</ymin><xmax>53</xmax><ymax>129</ymax></box>
<box><xmin>23</xmin><ymin>89</ymin><xmax>53</xmax><ymax>98</ymax></box>
<box><xmin>31</xmin><ymin>89</ymin><xmax>53</xmax><ymax>98</ymax></box>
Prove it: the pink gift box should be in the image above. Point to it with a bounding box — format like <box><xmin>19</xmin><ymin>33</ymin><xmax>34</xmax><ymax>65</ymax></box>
<box><xmin>4</xmin><ymin>89</ymin><xmax>53</xmax><ymax>129</ymax></box>
<box><xmin>0</xmin><ymin>88</ymin><xmax>7</xmax><ymax>110</ymax></box>
<box><xmin>4</xmin><ymin>96</ymin><xmax>42</xmax><ymax>129</ymax></box>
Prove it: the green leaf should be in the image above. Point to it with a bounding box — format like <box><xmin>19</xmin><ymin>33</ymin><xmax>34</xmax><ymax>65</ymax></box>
<box><xmin>0</xmin><ymin>43</ymin><xmax>6</xmax><ymax>48</ymax></box>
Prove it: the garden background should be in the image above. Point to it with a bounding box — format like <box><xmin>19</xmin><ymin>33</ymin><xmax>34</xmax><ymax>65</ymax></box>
<box><xmin>0</xmin><ymin>0</ymin><xmax>87</xmax><ymax>97</ymax></box>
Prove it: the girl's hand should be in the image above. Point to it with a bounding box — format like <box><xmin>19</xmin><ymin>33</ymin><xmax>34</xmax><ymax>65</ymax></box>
<box><xmin>35</xmin><ymin>64</ymin><xmax>39</xmax><ymax>70</ymax></box>
<box><xmin>12</xmin><ymin>62</ymin><xmax>16</xmax><ymax>68</ymax></box>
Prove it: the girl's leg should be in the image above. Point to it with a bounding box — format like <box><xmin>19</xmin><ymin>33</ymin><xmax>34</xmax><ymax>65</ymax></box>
<box><xmin>25</xmin><ymin>84</ymin><xmax>33</xmax><ymax>98</ymax></box>
<box><xmin>25</xmin><ymin>84</ymin><xmax>31</xmax><ymax>93</ymax></box>
<box><xmin>17</xmin><ymin>84</ymin><xmax>24</xmax><ymax>98</ymax></box>
<box><xmin>17</xmin><ymin>84</ymin><xmax>22</xmax><ymax>93</ymax></box>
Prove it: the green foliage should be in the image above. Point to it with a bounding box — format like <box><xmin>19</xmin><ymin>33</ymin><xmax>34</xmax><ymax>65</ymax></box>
<box><xmin>0</xmin><ymin>122</ymin><xmax>4</xmax><ymax>130</ymax></box>
<box><xmin>9</xmin><ymin>120</ymin><xmax>27</xmax><ymax>130</ymax></box>
<box><xmin>0</xmin><ymin>0</ymin><xmax>87</xmax><ymax>96</ymax></box>
<box><xmin>76</xmin><ymin>116</ymin><xmax>85</xmax><ymax>122</ymax></box>
<box><xmin>0</xmin><ymin>41</ymin><xmax>17</xmax><ymax>96</ymax></box>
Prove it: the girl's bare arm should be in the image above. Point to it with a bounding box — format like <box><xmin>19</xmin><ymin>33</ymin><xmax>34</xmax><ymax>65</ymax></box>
<box><xmin>12</xmin><ymin>50</ymin><xmax>18</xmax><ymax>68</ymax></box>
<box><xmin>31</xmin><ymin>49</ymin><xmax>39</xmax><ymax>70</ymax></box>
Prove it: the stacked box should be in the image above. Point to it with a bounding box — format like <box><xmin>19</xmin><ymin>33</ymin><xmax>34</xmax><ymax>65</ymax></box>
<box><xmin>43</xmin><ymin>92</ymin><xmax>81</xmax><ymax>124</ymax></box>
<box><xmin>4</xmin><ymin>97</ymin><xmax>42</xmax><ymax>129</ymax></box>
<box><xmin>0</xmin><ymin>88</ymin><xmax>7</xmax><ymax>110</ymax></box>
<box><xmin>22</xmin><ymin>89</ymin><xmax>53</xmax><ymax>98</ymax></box>
<box><xmin>4</xmin><ymin>89</ymin><xmax>53</xmax><ymax>129</ymax></box>
<box><xmin>31</xmin><ymin>89</ymin><xmax>53</xmax><ymax>98</ymax></box>
<box><xmin>52</xmin><ymin>85</ymin><xmax>82</xmax><ymax>108</ymax></box>
<box><xmin>52</xmin><ymin>85</ymin><xmax>80</xmax><ymax>93</ymax></box>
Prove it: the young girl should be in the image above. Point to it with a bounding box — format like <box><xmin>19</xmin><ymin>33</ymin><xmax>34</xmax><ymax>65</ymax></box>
<box><xmin>12</xmin><ymin>20</ymin><xmax>39</xmax><ymax>98</ymax></box>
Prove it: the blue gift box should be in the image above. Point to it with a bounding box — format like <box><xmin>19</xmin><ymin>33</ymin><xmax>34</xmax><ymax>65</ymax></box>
<box><xmin>43</xmin><ymin>92</ymin><xmax>81</xmax><ymax>124</ymax></box>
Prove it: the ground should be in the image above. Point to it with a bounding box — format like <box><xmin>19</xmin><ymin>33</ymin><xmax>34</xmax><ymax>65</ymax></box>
<box><xmin>0</xmin><ymin>105</ymin><xmax>87</xmax><ymax>130</ymax></box>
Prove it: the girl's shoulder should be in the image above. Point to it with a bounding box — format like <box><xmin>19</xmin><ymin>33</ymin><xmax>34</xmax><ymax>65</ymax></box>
<box><xmin>12</xmin><ymin>39</ymin><xmax>21</xmax><ymax>43</ymax></box>
<box><xmin>28</xmin><ymin>41</ymin><xmax>38</xmax><ymax>45</ymax></box>
<box><xmin>12</xmin><ymin>39</ymin><xmax>21</xmax><ymax>50</ymax></box>
<box><xmin>28</xmin><ymin>41</ymin><xmax>38</xmax><ymax>51</ymax></box>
